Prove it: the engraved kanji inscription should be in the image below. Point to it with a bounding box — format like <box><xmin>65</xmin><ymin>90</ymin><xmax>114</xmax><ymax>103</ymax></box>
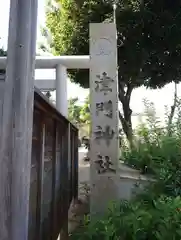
<box><xmin>95</xmin><ymin>154</ymin><xmax>116</xmax><ymax>174</ymax></box>
<box><xmin>96</xmin><ymin>100</ymin><xmax>113</xmax><ymax>118</ymax></box>
<box><xmin>95</xmin><ymin>72</ymin><xmax>114</xmax><ymax>95</ymax></box>
<box><xmin>94</xmin><ymin>125</ymin><xmax>114</xmax><ymax>146</ymax></box>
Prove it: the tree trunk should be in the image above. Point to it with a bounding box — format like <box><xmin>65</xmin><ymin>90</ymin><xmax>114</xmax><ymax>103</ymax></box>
<box><xmin>118</xmin><ymin>83</ymin><xmax>134</xmax><ymax>149</ymax></box>
<box><xmin>119</xmin><ymin>105</ymin><xmax>134</xmax><ymax>149</ymax></box>
<box><xmin>167</xmin><ymin>82</ymin><xmax>177</xmax><ymax>136</ymax></box>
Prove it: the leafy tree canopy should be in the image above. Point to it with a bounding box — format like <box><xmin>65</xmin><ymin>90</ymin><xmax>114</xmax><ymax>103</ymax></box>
<box><xmin>46</xmin><ymin>0</ymin><xmax>181</xmax><ymax>146</ymax></box>
<box><xmin>80</xmin><ymin>95</ymin><xmax>90</xmax><ymax>124</ymax></box>
<box><xmin>68</xmin><ymin>97</ymin><xmax>82</xmax><ymax>124</ymax></box>
<box><xmin>46</xmin><ymin>0</ymin><xmax>181</xmax><ymax>89</ymax></box>
<box><xmin>68</xmin><ymin>95</ymin><xmax>90</xmax><ymax>125</ymax></box>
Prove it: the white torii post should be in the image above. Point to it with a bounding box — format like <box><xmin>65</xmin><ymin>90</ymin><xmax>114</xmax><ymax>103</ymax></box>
<box><xmin>56</xmin><ymin>64</ymin><xmax>68</xmax><ymax>117</ymax></box>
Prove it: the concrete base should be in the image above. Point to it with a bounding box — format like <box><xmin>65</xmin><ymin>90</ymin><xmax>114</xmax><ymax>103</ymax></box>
<box><xmin>78</xmin><ymin>148</ymin><xmax>154</xmax><ymax>202</ymax></box>
<box><xmin>118</xmin><ymin>161</ymin><xmax>155</xmax><ymax>200</ymax></box>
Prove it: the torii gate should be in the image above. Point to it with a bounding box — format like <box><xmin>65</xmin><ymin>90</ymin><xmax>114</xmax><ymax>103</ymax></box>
<box><xmin>0</xmin><ymin>55</ymin><xmax>90</xmax><ymax>117</ymax></box>
<box><xmin>0</xmin><ymin>0</ymin><xmax>119</xmax><ymax>239</ymax></box>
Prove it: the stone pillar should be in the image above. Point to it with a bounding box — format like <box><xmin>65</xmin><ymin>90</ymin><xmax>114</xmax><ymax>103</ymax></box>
<box><xmin>89</xmin><ymin>23</ymin><xmax>119</xmax><ymax>216</ymax></box>
<box><xmin>56</xmin><ymin>64</ymin><xmax>68</xmax><ymax>117</ymax></box>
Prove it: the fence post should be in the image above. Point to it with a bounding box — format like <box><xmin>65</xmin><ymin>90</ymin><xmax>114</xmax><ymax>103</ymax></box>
<box><xmin>68</xmin><ymin>122</ymin><xmax>72</xmax><ymax>204</ymax></box>
<box><xmin>58</xmin><ymin>123</ymin><xmax>70</xmax><ymax>240</ymax></box>
<box><xmin>51</xmin><ymin>120</ymin><xmax>58</xmax><ymax>239</ymax></box>
<box><xmin>0</xmin><ymin>0</ymin><xmax>38</xmax><ymax>239</ymax></box>
<box><xmin>36</xmin><ymin>121</ymin><xmax>45</xmax><ymax>239</ymax></box>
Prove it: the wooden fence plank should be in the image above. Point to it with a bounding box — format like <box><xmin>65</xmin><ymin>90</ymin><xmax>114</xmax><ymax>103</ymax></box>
<box><xmin>51</xmin><ymin>120</ymin><xmax>57</xmax><ymax>240</ymax></box>
<box><xmin>36</xmin><ymin>121</ymin><xmax>45</xmax><ymax>240</ymax></box>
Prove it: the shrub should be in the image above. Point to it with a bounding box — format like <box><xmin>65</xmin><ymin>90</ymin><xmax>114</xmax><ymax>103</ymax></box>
<box><xmin>122</xmin><ymin>98</ymin><xmax>181</xmax><ymax>176</ymax></box>
<box><xmin>122</xmin><ymin>99</ymin><xmax>181</xmax><ymax>197</ymax></box>
<box><xmin>122</xmin><ymin>133</ymin><xmax>181</xmax><ymax>175</ymax></box>
<box><xmin>70</xmin><ymin>196</ymin><xmax>181</xmax><ymax>240</ymax></box>
<box><xmin>71</xmin><ymin>98</ymin><xmax>181</xmax><ymax>239</ymax></box>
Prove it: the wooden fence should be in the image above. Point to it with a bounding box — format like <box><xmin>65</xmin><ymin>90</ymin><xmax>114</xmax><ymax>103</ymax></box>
<box><xmin>28</xmin><ymin>88</ymin><xmax>78</xmax><ymax>240</ymax></box>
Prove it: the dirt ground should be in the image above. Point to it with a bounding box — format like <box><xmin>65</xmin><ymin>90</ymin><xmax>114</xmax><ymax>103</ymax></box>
<box><xmin>68</xmin><ymin>147</ymin><xmax>90</xmax><ymax>234</ymax></box>
<box><xmin>58</xmin><ymin>147</ymin><xmax>90</xmax><ymax>239</ymax></box>
<box><xmin>78</xmin><ymin>147</ymin><xmax>90</xmax><ymax>184</ymax></box>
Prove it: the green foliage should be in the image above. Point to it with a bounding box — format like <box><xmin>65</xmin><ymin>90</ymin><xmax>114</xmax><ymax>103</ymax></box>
<box><xmin>80</xmin><ymin>95</ymin><xmax>90</xmax><ymax>124</ymax></box>
<box><xmin>122</xmin><ymin>133</ymin><xmax>181</xmax><ymax>178</ymax></box>
<box><xmin>68</xmin><ymin>95</ymin><xmax>90</xmax><ymax>126</ymax></box>
<box><xmin>122</xmin><ymin>98</ymin><xmax>181</xmax><ymax>174</ymax></box>
<box><xmin>45</xmin><ymin>4</ymin><xmax>181</xmax><ymax>237</ymax></box>
<box><xmin>68</xmin><ymin>97</ymin><xmax>82</xmax><ymax>124</ymax></box>
<box><xmin>121</xmin><ymin>97</ymin><xmax>181</xmax><ymax>200</ymax></box>
<box><xmin>45</xmin><ymin>0</ymin><xmax>181</xmax><ymax>145</ymax></box>
<box><xmin>71</xmin><ymin>196</ymin><xmax>181</xmax><ymax>240</ymax></box>
<box><xmin>70</xmin><ymin>97</ymin><xmax>181</xmax><ymax>239</ymax></box>
<box><xmin>46</xmin><ymin>0</ymin><xmax>181</xmax><ymax>89</ymax></box>
<box><xmin>46</xmin><ymin>0</ymin><xmax>112</xmax><ymax>87</ymax></box>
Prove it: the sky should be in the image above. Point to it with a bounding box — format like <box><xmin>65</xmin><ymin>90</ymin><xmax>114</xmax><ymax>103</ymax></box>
<box><xmin>1</xmin><ymin>0</ymin><xmax>181</xmax><ymax>122</ymax></box>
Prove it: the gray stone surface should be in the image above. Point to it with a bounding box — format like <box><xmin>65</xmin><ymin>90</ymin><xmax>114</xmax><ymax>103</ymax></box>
<box><xmin>78</xmin><ymin>150</ymin><xmax>154</xmax><ymax>202</ymax></box>
<box><xmin>89</xmin><ymin>23</ymin><xmax>119</xmax><ymax>216</ymax></box>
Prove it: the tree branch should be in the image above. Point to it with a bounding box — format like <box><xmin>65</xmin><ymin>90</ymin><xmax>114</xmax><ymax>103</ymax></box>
<box><xmin>126</xmin><ymin>84</ymin><xmax>134</xmax><ymax>103</ymax></box>
<box><xmin>118</xmin><ymin>81</ymin><xmax>125</xmax><ymax>103</ymax></box>
<box><xmin>119</xmin><ymin>111</ymin><xmax>128</xmax><ymax>134</ymax></box>
<box><xmin>168</xmin><ymin>82</ymin><xmax>177</xmax><ymax>135</ymax></box>
<box><xmin>119</xmin><ymin>111</ymin><xmax>124</xmax><ymax>123</ymax></box>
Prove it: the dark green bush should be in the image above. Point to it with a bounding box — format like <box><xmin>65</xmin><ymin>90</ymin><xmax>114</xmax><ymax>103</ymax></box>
<box><xmin>71</xmin><ymin>196</ymin><xmax>181</xmax><ymax>240</ymax></box>
<box><xmin>122</xmin><ymin>99</ymin><xmax>181</xmax><ymax>175</ymax></box>
<box><xmin>122</xmin><ymin>134</ymin><xmax>181</xmax><ymax>175</ymax></box>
